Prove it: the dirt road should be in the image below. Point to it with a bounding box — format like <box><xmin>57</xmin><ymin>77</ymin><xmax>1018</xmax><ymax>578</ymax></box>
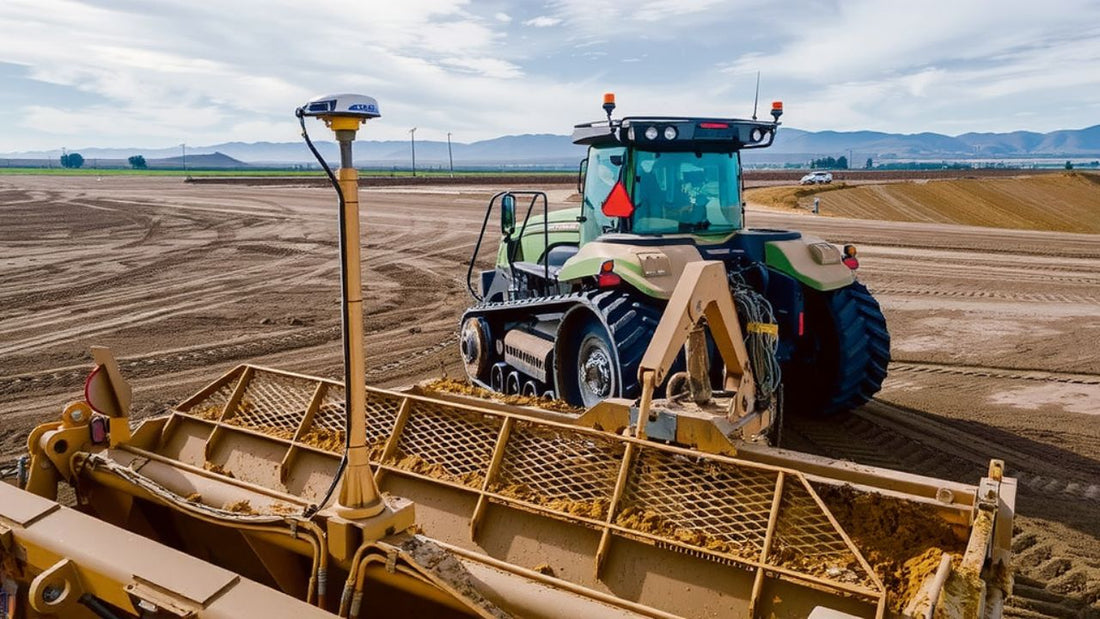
<box><xmin>1</xmin><ymin>175</ymin><xmax>1097</xmax><ymax>615</ymax></box>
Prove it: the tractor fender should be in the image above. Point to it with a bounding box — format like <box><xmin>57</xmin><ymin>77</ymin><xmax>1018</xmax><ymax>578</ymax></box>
<box><xmin>557</xmin><ymin>240</ymin><xmax>703</xmax><ymax>300</ymax></box>
<box><xmin>764</xmin><ymin>235</ymin><xmax>856</xmax><ymax>292</ymax></box>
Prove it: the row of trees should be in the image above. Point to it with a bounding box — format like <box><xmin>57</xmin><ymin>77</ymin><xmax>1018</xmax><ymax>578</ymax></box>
<box><xmin>813</xmin><ymin>157</ymin><xmax>1091</xmax><ymax>171</ymax></box>
<box><xmin>59</xmin><ymin>153</ymin><xmax>84</xmax><ymax>168</ymax></box>
<box><xmin>809</xmin><ymin>155</ymin><xmax>848</xmax><ymax>170</ymax></box>
<box><xmin>809</xmin><ymin>155</ymin><xmax>887</xmax><ymax>169</ymax></box>
<box><xmin>56</xmin><ymin>153</ymin><xmax>147</xmax><ymax>169</ymax></box>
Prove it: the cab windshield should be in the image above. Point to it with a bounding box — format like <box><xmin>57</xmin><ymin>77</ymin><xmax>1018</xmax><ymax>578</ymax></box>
<box><xmin>630</xmin><ymin>150</ymin><xmax>742</xmax><ymax>234</ymax></box>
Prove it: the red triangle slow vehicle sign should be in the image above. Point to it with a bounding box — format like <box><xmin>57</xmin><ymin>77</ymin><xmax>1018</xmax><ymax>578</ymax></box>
<box><xmin>601</xmin><ymin>181</ymin><xmax>634</xmax><ymax>218</ymax></box>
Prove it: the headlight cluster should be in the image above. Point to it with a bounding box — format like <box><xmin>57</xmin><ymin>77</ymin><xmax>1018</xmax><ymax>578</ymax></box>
<box><xmin>640</xmin><ymin>125</ymin><xmax>677</xmax><ymax>140</ymax></box>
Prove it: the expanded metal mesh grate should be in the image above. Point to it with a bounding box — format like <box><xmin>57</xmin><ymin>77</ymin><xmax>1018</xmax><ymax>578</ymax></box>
<box><xmin>492</xmin><ymin>421</ymin><xmax>623</xmax><ymax>520</ymax></box>
<box><xmin>617</xmin><ymin>448</ymin><xmax>777</xmax><ymax>561</ymax></box>
<box><xmin>223</xmin><ymin>371</ymin><xmax>315</xmax><ymax>438</ymax></box>
<box><xmin>188</xmin><ymin>381</ymin><xmax>236</xmax><ymax>421</ymax></box>
<box><xmin>770</xmin><ymin>479</ymin><xmax>874</xmax><ymax>587</ymax></box>
<box><xmin>390</xmin><ymin>400</ymin><xmax>501</xmax><ymax>487</ymax></box>
<box><xmin>312</xmin><ymin>384</ymin><xmax>346</xmax><ymax>434</ymax></box>
<box><xmin>307</xmin><ymin>386</ymin><xmax>400</xmax><ymax>449</ymax></box>
<box><xmin>365</xmin><ymin>391</ymin><xmax>402</xmax><ymax>448</ymax></box>
<box><xmin>173</xmin><ymin>365</ymin><xmax>882</xmax><ymax>600</ymax></box>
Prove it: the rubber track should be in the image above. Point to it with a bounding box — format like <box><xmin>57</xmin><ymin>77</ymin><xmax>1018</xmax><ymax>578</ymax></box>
<box><xmin>461</xmin><ymin>289</ymin><xmax>662</xmax><ymax>400</ymax></box>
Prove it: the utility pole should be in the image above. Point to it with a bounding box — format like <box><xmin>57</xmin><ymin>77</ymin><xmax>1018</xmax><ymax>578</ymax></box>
<box><xmin>446</xmin><ymin>132</ymin><xmax>454</xmax><ymax>178</ymax></box>
<box><xmin>409</xmin><ymin>128</ymin><xmax>417</xmax><ymax>177</ymax></box>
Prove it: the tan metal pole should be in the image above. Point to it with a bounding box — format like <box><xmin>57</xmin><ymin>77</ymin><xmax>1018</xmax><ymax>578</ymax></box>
<box><xmin>329</xmin><ymin>119</ymin><xmax>384</xmax><ymax>518</ymax></box>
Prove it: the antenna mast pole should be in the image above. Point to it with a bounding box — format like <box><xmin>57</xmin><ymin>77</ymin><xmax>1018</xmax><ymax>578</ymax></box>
<box><xmin>752</xmin><ymin>72</ymin><xmax>761</xmax><ymax>120</ymax></box>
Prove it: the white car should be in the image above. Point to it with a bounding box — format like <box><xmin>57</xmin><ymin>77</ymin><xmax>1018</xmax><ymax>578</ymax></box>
<box><xmin>800</xmin><ymin>171</ymin><xmax>833</xmax><ymax>185</ymax></box>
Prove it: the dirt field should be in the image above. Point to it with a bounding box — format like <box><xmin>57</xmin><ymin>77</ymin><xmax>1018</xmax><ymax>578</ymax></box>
<box><xmin>746</xmin><ymin>172</ymin><xmax>1100</xmax><ymax>234</ymax></box>
<box><xmin>1</xmin><ymin>175</ymin><xmax>1098</xmax><ymax>616</ymax></box>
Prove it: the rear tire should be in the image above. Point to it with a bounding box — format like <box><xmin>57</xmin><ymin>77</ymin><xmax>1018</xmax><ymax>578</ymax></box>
<box><xmin>560</xmin><ymin>319</ymin><xmax>620</xmax><ymax>408</ymax></box>
<box><xmin>785</xmin><ymin>281</ymin><xmax>889</xmax><ymax>416</ymax></box>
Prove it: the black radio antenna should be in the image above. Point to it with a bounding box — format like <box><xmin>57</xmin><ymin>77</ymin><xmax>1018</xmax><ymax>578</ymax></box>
<box><xmin>752</xmin><ymin>71</ymin><xmax>761</xmax><ymax>120</ymax></box>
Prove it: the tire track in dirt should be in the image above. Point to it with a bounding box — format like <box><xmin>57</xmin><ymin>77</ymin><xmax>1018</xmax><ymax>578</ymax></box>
<box><xmin>890</xmin><ymin>361</ymin><xmax>1100</xmax><ymax>386</ymax></box>
<box><xmin>869</xmin><ymin>285</ymin><xmax>1099</xmax><ymax>305</ymax></box>
<box><xmin>866</xmin><ymin>261</ymin><xmax>1100</xmax><ymax>287</ymax></box>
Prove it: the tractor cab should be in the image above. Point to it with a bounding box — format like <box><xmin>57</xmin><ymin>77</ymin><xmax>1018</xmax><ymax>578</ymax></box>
<box><xmin>573</xmin><ymin>95</ymin><xmax>781</xmax><ymax>244</ymax></box>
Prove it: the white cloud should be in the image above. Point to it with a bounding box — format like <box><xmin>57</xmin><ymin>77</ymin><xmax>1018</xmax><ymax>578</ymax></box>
<box><xmin>1</xmin><ymin>0</ymin><xmax>1098</xmax><ymax>149</ymax></box>
<box><xmin>440</xmin><ymin>57</ymin><xmax>523</xmax><ymax>79</ymax></box>
<box><xmin>633</xmin><ymin>0</ymin><xmax>731</xmax><ymax>22</ymax></box>
<box><xmin>523</xmin><ymin>16</ymin><xmax>562</xmax><ymax>27</ymax></box>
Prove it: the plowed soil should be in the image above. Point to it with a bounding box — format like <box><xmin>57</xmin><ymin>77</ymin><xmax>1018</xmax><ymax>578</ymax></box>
<box><xmin>746</xmin><ymin>171</ymin><xmax>1100</xmax><ymax>234</ymax></box>
<box><xmin>2</xmin><ymin>174</ymin><xmax>1098</xmax><ymax>615</ymax></box>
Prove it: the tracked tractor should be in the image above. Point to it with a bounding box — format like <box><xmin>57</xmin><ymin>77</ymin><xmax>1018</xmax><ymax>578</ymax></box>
<box><xmin>460</xmin><ymin>95</ymin><xmax>889</xmax><ymax>416</ymax></box>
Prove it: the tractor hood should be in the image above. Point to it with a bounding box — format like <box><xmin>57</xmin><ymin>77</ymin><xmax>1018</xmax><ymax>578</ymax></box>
<box><xmin>557</xmin><ymin>239</ymin><xmax>704</xmax><ymax>299</ymax></box>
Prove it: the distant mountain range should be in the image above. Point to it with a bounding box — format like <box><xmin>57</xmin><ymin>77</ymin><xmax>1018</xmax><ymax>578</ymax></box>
<box><xmin>4</xmin><ymin>125</ymin><xmax>1098</xmax><ymax>168</ymax></box>
<box><xmin>769</xmin><ymin>125</ymin><xmax>1100</xmax><ymax>158</ymax></box>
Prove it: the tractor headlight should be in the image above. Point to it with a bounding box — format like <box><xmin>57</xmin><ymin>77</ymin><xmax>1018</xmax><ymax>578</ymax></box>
<box><xmin>663</xmin><ymin>126</ymin><xmax>678</xmax><ymax>140</ymax></box>
<box><xmin>751</xmin><ymin>128</ymin><xmax>764</xmax><ymax>142</ymax></box>
<box><xmin>645</xmin><ymin>126</ymin><xmax>659</xmax><ymax>140</ymax></box>
<box><xmin>627</xmin><ymin>126</ymin><xmax>635</xmax><ymax>141</ymax></box>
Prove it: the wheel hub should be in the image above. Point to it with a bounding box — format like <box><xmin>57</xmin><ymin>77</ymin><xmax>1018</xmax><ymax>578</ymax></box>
<box><xmin>579</xmin><ymin>339</ymin><xmax>613</xmax><ymax>399</ymax></box>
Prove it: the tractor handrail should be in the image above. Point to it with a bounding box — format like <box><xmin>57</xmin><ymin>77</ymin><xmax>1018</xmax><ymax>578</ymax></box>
<box><xmin>465</xmin><ymin>190</ymin><xmax>550</xmax><ymax>301</ymax></box>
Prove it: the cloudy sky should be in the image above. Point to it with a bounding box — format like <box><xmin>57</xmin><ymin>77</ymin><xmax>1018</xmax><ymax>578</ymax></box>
<box><xmin>1</xmin><ymin>0</ymin><xmax>1098</xmax><ymax>151</ymax></box>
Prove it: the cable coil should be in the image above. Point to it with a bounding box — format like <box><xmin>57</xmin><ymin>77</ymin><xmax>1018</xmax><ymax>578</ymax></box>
<box><xmin>727</xmin><ymin>269</ymin><xmax>781</xmax><ymax>406</ymax></box>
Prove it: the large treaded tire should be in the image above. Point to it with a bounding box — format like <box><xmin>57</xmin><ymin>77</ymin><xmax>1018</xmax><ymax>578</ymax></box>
<box><xmin>786</xmin><ymin>280</ymin><xmax>890</xmax><ymax>416</ymax></box>
<box><xmin>556</xmin><ymin>291</ymin><xmax>662</xmax><ymax>406</ymax></box>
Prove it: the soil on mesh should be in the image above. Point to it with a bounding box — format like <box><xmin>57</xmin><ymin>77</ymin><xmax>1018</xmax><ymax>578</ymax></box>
<box><xmin>612</xmin><ymin>504</ymin><xmax>759</xmax><ymax>561</ymax></box>
<box><xmin>192</xmin><ymin>405</ymin><xmax>222</xmax><ymax>420</ymax></box>
<box><xmin>494</xmin><ymin>482</ymin><xmax>610</xmax><ymax>520</ymax></box>
<box><xmin>419</xmin><ymin>378</ymin><xmax>583</xmax><ymax>414</ymax></box>
<box><xmin>394</xmin><ymin>451</ymin><xmax>484</xmax><ymax>487</ymax></box>
<box><xmin>298</xmin><ymin>427</ymin><xmax>345</xmax><ymax>452</ymax></box>
<box><xmin>817</xmin><ymin>484</ymin><xmax>966</xmax><ymax>612</ymax></box>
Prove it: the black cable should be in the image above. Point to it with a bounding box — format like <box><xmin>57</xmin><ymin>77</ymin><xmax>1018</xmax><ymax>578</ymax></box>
<box><xmin>78</xmin><ymin>594</ymin><xmax>125</xmax><ymax>619</ymax></box>
<box><xmin>297</xmin><ymin>110</ymin><xmax>350</xmax><ymax>518</ymax></box>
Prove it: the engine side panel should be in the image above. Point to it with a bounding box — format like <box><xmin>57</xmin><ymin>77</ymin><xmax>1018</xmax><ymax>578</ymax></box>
<box><xmin>765</xmin><ymin>236</ymin><xmax>856</xmax><ymax>292</ymax></box>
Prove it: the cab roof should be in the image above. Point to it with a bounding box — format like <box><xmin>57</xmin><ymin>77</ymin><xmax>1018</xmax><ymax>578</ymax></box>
<box><xmin>572</xmin><ymin>116</ymin><xmax>780</xmax><ymax>152</ymax></box>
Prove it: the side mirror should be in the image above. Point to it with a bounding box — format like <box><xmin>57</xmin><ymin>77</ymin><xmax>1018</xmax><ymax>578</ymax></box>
<box><xmin>577</xmin><ymin>157</ymin><xmax>588</xmax><ymax>194</ymax></box>
<box><xmin>501</xmin><ymin>194</ymin><xmax>516</xmax><ymax>237</ymax></box>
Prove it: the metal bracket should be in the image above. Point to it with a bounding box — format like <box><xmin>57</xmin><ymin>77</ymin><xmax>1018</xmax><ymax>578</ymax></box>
<box><xmin>628</xmin><ymin>406</ymin><xmax>677</xmax><ymax>442</ymax></box>
<box><xmin>125</xmin><ymin>579</ymin><xmax>199</xmax><ymax>617</ymax></box>
<box><xmin>28</xmin><ymin>559</ymin><xmax>85</xmax><ymax>615</ymax></box>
